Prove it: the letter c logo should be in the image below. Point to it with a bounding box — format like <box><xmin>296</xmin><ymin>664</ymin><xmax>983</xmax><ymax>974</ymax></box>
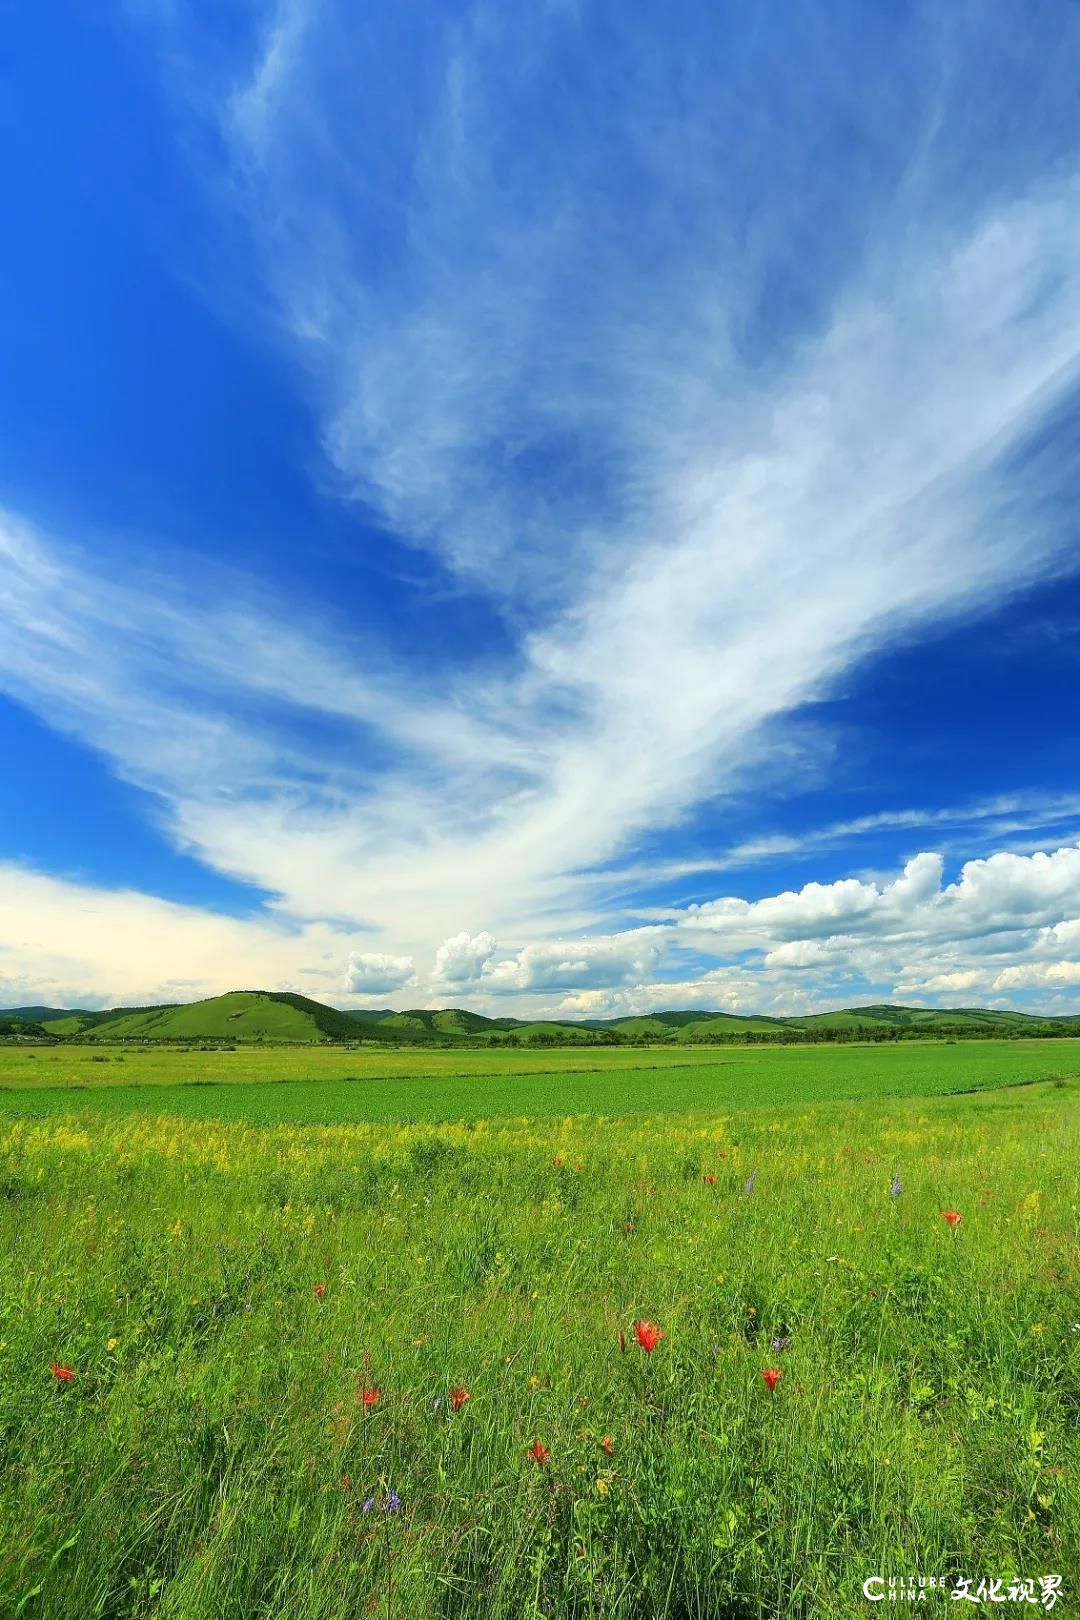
<box><xmin>864</xmin><ymin>1578</ymin><xmax>885</xmax><ymax>1601</ymax></box>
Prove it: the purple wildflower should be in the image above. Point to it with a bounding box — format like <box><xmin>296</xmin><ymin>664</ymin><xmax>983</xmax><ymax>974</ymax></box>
<box><xmin>383</xmin><ymin>1489</ymin><xmax>402</xmax><ymax>1514</ymax></box>
<box><xmin>771</xmin><ymin>1336</ymin><xmax>791</xmax><ymax>1353</ymax></box>
<box><xmin>362</xmin><ymin>1496</ymin><xmax>375</xmax><ymax>1513</ymax></box>
<box><xmin>890</xmin><ymin>1173</ymin><xmax>903</xmax><ymax>1199</ymax></box>
<box><xmin>744</xmin><ymin>1169</ymin><xmax>757</xmax><ymax>1197</ymax></box>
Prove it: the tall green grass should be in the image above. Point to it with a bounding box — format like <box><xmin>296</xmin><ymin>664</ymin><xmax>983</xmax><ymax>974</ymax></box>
<box><xmin>1</xmin><ymin>1082</ymin><xmax>1077</xmax><ymax>1617</ymax></box>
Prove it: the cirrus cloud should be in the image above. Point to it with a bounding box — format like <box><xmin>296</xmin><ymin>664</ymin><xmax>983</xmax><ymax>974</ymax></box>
<box><xmin>4</xmin><ymin>3</ymin><xmax>1080</xmax><ymax>1017</ymax></box>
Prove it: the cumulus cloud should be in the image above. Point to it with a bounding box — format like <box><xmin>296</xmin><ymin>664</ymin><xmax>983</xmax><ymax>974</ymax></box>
<box><xmin>674</xmin><ymin>844</ymin><xmax>1080</xmax><ymax>1009</ymax></box>
<box><xmin>343</xmin><ymin>951</ymin><xmax>415</xmax><ymax>995</ymax></box>
<box><xmin>518</xmin><ymin>843</ymin><xmax>1080</xmax><ymax>1015</ymax></box>
<box><xmin>432</xmin><ymin>930</ymin><xmax>496</xmax><ymax>985</ymax></box>
<box><xmin>682</xmin><ymin>848</ymin><xmax>1080</xmax><ymax>956</ymax></box>
<box><xmin>547</xmin><ymin>970</ymin><xmax>821</xmax><ymax>1022</ymax></box>
<box><xmin>486</xmin><ymin>935</ymin><xmax>662</xmax><ymax>994</ymax></box>
<box><xmin>994</xmin><ymin>961</ymin><xmax>1080</xmax><ymax>989</ymax></box>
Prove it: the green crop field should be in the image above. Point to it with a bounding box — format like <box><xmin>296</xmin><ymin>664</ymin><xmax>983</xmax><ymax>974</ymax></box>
<box><xmin>2</xmin><ymin>1038</ymin><xmax>1080</xmax><ymax>1123</ymax></box>
<box><xmin>1</xmin><ymin>1041</ymin><xmax>747</xmax><ymax>1092</ymax></box>
<box><xmin>1</xmin><ymin>1046</ymin><xmax>1077</xmax><ymax>1618</ymax></box>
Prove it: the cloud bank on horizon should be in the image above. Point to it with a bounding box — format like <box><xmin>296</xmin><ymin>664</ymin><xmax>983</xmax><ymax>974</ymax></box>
<box><xmin>2</xmin><ymin>0</ymin><xmax>1080</xmax><ymax>1015</ymax></box>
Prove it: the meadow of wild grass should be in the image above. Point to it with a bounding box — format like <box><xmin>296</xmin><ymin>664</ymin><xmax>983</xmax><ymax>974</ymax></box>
<box><xmin>1</xmin><ymin>1039</ymin><xmax>1079</xmax><ymax>1123</ymax></box>
<box><xmin>1</xmin><ymin>1072</ymin><xmax>1077</xmax><ymax>1619</ymax></box>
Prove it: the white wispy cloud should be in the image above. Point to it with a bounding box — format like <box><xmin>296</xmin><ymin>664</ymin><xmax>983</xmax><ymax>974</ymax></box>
<box><xmin>198</xmin><ymin>0</ymin><xmax>1080</xmax><ymax>916</ymax></box>
<box><xmin>593</xmin><ymin>794</ymin><xmax>1080</xmax><ymax>893</ymax></box>
<box><xmin>3</xmin><ymin>4</ymin><xmax>1080</xmax><ymax>1009</ymax></box>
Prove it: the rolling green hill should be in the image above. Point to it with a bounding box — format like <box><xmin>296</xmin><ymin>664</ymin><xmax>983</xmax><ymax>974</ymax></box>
<box><xmin>0</xmin><ymin>1019</ymin><xmax>52</xmax><ymax>1040</ymax></box>
<box><xmin>783</xmin><ymin>1004</ymin><xmax>1075</xmax><ymax>1036</ymax></box>
<box><xmin>342</xmin><ymin>1008</ymin><xmax>519</xmax><ymax>1042</ymax></box>
<box><xmin>42</xmin><ymin>1007</ymin><xmax>168</xmax><ymax>1037</ymax></box>
<box><xmin>3</xmin><ymin>993</ymin><xmax>1077</xmax><ymax>1045</ymax></box>
<box><xmin>676</xmin><ymin>1013</ymin><xmax>791</xmax><ymax>1040</ymax></box>
<box><xmin>63</xmin><ymin>991</ymin><xmax>361</xmax><ymax>1044</ymax></box>
<box><xmin>342</xmin><ymin>1007</ymin><xmax>535</xmax><ymax>1042</ymax></box>
<box><xmin>0</xmin><ymin>1006</ymin><xmax>96</xmax><ymax>1025</ymax></box>
<box><xmin>605</xmin><ymin>1012</ymin><xmax>786</xmax><ymax>1040</ymax></box>
<box><xmin>502</xmin><ymin>1020</ymin><xmax>620</xmax><ymax>1045</ymax></box>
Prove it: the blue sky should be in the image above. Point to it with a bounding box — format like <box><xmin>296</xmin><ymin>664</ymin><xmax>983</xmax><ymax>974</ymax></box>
<box><xmin>3</xmin><ymin>0</ymin><xmax>1080</xmax><ymax>1016</ymax></box>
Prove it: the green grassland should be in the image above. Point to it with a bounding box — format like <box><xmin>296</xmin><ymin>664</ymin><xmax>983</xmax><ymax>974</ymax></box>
<box><xmin>0</xmin><ymin>1041</ymin><xmax>757</xmax><ymax>1092</ymax></box>
<box><xmin>2</xmin><ymin>1039</ymin><xmax>1080</xmax><ymax>1124</ymax></box>
<box><xmin>0</xmin><ymin>1075</ymin><xmax>1077</xmax><ymax>1619</ymax></box>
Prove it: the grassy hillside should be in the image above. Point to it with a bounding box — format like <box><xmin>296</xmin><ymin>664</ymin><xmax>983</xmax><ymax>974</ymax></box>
<box><xmin>604</xmin><ymin>1011</ymin><xmax>716</xmax><ymax>1032</ymax></box>
<box><xmin>502</xmin><ymin>1020</ymin><xmax>613</xmax><ymax>1045</ymax></box>
<box><xmin>5</xmin><ymin>993</ymin><xmax>1078</xmax><ymax>1045</ymax></box>
<box><xmin>0</xmin><ymin>1006</ymin><xmax>94</xmax><ymax>1024</ymax></box>
<box><xmin>675</xmin><ymin>1013</ymin><xmax>791</xmax><ymax>1040</ymax></box>
<box><xmin>343</xmin><ymin>1007</ymin><xmax>536</xmax><ymax>1041</ymax></box>
<box><xmin>785</xmin><ymin>1003</ymin><xmax>1074</xmax><ymax>1035</ymax></box>
<box><xmin>73</xmin><ymin>991</ymin><xmax>361</xmax><ymax>1044</ymax></box>
<box><xmin>606</xmin><ymin>1012</ymin><xmax>784</xmax><ymax>1039</ymax></box>
<box><xmin>0</xmin><ymin>1020</ymin><xmax>51</xmax><ymax>1041</ymax></box>
<box><xmin>342</xmin><ymin>1009</ymin><xmax>512</xmax><ymax>1042</ymax></box>
<box><xmin>44</xmin><ymin>1006</ymin><xmax>169</xmax><ymax>1037</ymax></box>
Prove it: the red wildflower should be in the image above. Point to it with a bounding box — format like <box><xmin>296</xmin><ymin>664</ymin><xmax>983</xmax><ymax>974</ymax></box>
<box><xmin>624</xmin><ymin>1221</ymin><xmax>634</xmax><ymax>1233</ymax></box>
<box><xmin>575</xmin><ymin>1161</ymin><xmax>584</xmax><ymax>1171</ymax></box>
<box><xmin>702</xmin><ymin>1173</ymin><xmax>717</xmax><ymax>1186</ymax></box>
<box><xmin>551</xmin><ymin>1157</ymin><xmax>564</xmax><ymax>1168</ymax></box>
<box><xmin>600</xmin><ymin>1434</ymin><xmax>614</xmax><ymax>1457</ymax></box>
<box><xmin>528</xmin><ymin>1439</ymin><xmax>550</xmax><ymax>1466</ymax></box>
<box><xmin>50</xmin><ymin>1362</ymin><xmax>76</xmax><ymax>1382</ymax></box>
<box><xmin>718</xmin><ymin>1151</ymin><xmax>728</xmax><ymax>1159</ymax></box>
<box><xmin>941</xmin><ymin>1209</ymin><xmax>963</xmax><ymax>1227</ymax></box>
<box><xmin>634</xmin><ymin>1321</ymin><xmax>664</xmax><ymax>1353</ymax></box>
<box><xmin>760</xmin><ymin>1367</ymin><xmax>782</xmax><ymax>1393</ymax></box>
<box><xmin>449</xmin><ymin>1387</ymin><xmax>471</xmax><ymax>1412</ymax></box>
<box><xmin>313</xmin><ymin>1282</ymin><xmax>326</xmax><ymax>1297</ymax></box>
<box><xmin>362</xmin><ymin>1388</ymin><xmax>380</xmax><ymax>1407</ymax></box>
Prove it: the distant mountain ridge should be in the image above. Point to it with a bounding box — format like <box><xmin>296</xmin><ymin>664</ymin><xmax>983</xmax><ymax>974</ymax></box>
<box><xmin>2</xmin><ymin>990</ymin><xmax>1078</xmax><ymax>1045</ymax></box>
